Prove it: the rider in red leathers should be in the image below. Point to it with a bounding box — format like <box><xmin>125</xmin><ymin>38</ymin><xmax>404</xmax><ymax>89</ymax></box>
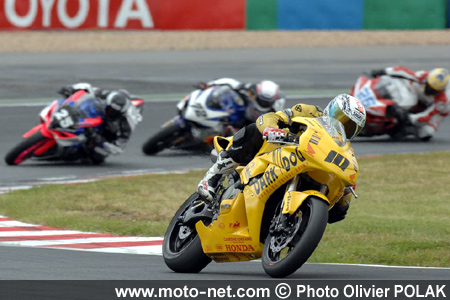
<box><xmin>370</xmin><ymin>66</ymin><xmax>450</xmax><ymax>141</ymax></box>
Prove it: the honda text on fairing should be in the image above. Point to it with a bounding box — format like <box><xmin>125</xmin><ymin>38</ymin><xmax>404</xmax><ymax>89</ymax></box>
<box><xmin>142</xmin><ymin>86</ymin><xmax>246</xmax><ymax>155</ymax></box>
<box><xmin>163</xmin><ymin>116</ymin><xmax>359</xmax><ymax>278</ymax></box>
<box><xmin>5</xmin><ymin>91</ymin><xmax>144</xmax><ymax>165</ymax></box>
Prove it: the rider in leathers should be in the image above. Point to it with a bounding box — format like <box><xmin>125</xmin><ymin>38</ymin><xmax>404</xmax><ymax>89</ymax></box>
<box><xmin>370</xmin><ymin>66</ymin><xmax>450</xmax><ymax>140</ymax></box>
<box><xmin>199</xmin><ymin>78</ymin><xmax>286</xmax><ymax>131</ymax></box>
<box><xmin>58</xmin><ymin>83</ymin><xmax>142</xmax><ymax>159</ymax></box>
<box><xmin>197</xmin><ymin>94</ymin><xmax>366</xmax><ymax>224</ymax></box>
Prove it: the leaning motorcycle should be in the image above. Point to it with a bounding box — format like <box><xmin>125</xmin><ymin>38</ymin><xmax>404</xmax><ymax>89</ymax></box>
<box><xmin>163</xmin><ymin>116</ymin><xmax>359</xmax><ymax>278</ymax></box>
<box><xmin>142</xmin><ymin>86</ymin><xmax>246</xmax><ymax>155</ymax></box>
<box><xmin>5</xmin><ymin>90</ymin><xmax>144</xmax><ymax>165</ymax></box>
<box><xmin>350</xmin><ymin>75</ymin><xmax>420</xmax><ymax>140</ymax></box>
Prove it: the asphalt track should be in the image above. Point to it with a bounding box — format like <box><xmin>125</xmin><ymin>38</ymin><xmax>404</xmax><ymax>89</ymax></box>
<box><xmin>0</xmin><ymin>46</ymin><xmax>449</xmax><ymax>281</ymax></box>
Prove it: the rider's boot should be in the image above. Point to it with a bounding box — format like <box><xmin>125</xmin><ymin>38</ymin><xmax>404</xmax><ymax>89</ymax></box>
<box><xmin>197</xmin><ymin>151</ymin><xmax>238</xmax><ymax>202</ymax></box>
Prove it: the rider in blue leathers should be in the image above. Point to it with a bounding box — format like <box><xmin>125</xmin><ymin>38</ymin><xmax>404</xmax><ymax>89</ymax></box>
<box><xmin>198</xmin><ymin>78</ymin><xmax>286</xmax><ymax>132</ymax></box>
<box><xmin>57</xmin><ymin>83</ymin><xmax>142</xmax><ymax>159</ymax></box>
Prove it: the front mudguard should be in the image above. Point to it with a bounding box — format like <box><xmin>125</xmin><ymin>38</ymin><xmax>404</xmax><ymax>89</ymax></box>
<box><xmin>282</xmin><ymin>190</ymin><xmax>330</xmax><ymax>215</ymax></box>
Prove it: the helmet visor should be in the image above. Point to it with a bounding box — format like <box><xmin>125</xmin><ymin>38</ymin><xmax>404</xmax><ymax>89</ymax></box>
<box><xmin>327</xmin><ymin>101</ymin><xmax>363</xmax><ymax>139</ymax></box>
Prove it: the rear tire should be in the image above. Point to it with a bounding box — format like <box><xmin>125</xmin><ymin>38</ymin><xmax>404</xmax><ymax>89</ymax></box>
<box><xmin>142</xmin><ymin>123</ymin><xmax>182</xmax><ymax>155</ymax></box>
<box><xmin>5</xmin><ymin>132</ymin><xmax>48</xmax><ymax>165</ymax></box>
<box><xmin>262</xmin><ymin>197</ymin><xmax>328</xmax><ymax>278</ymax></box>
<box><xmin>163</xmin><ymin>193</ymin><xmax>212</xmax><ymax>273</ymax></box>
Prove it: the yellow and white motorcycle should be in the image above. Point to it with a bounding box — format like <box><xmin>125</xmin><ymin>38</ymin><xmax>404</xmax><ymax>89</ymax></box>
<box><xmin>163</xmin><ymin>116</ymin><xmax>359</xmax><ymax>278</ymax></box>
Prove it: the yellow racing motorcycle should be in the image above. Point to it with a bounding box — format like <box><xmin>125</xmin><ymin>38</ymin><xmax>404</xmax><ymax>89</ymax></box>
<box><xmin>163</xmin><ymin>116</ymin><xmax>359</xmax><ymax>278</ymax></box>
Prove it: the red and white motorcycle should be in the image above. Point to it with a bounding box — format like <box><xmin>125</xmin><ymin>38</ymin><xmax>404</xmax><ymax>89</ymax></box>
<box><xmin>5</xmin><ymin>91</ymin><xmax>144</xmax><ymax>165</ymax></box>
<box><xmin>350</xmin><ymin>75</ymin><xmax>422</xmax><ymax>140</ymax></box>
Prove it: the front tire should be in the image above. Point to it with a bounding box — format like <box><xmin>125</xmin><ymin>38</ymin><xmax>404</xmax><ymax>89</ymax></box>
<box><xmin>142</xmin><ymin>123</ymin><xmax>182</xmax><ymax>155</ymax></box>
<box><xmin>262</xmin><ymin>197</ymin><xmax>328</xmax><ymax>278</ymax></box>
<box><xmin>163</xmin><ymin>193</ymin><xmax>212</xmax><ymax>273</ymax></box>
<box><xmin>5</xmin><ymin>132</ymin><xmax>48</xmax><ymax>165</ymax></box>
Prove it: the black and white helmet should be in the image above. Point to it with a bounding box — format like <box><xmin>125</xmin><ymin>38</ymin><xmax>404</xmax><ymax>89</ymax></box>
<box><xmin>254</xmin><ymin>80</ymin><xmax>280</xmax><ymax>111</ymax></box>
<box><xmin>105</xmin><ymin>91</ymin><xmax>131</xmax><ymax>119</ymax></box>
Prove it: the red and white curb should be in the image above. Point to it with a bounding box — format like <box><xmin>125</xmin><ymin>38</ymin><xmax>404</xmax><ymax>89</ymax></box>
<box><xmin>0</xmin><ymin>216</ymin><xmax>163</xmax><ymax>255</ymax></box>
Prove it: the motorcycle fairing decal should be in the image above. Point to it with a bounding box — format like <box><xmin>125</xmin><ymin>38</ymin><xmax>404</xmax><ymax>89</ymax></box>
<box><xmin>196</xmin><ymin>192</ymin><xmax>264</xmax><ymax>260</ymax></box>
<box><xmin>39</xmin><ymin>101</ymin><xmax>59</xmax><ymax>123</ymax></box>
<box><xmin>309</xmin><ymin>131</ymin><xmax>323</xmax><ymax>145</ymax></box>
<box><xmin>77</xmin><ymin>117</ymin><xmax>103</xmax><ymax>128</ymax></box>
<box><xmin>354</xmin><ymin>78</ymin><xmax>388</xmax><ymax>108</ymax></box>
<box><xmin>250</xmin><ymin>159</ymin><xmax>309</xmax><ymax>199</ymax></box>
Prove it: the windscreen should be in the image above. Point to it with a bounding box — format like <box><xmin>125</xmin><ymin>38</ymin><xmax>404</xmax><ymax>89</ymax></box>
<box><xmin>316</xmin><ymin>116</ymin><xmax>348</xmax><ymax>147</ymax></box>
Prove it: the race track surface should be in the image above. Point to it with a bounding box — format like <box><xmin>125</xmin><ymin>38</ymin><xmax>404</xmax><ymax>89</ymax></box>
<box><xmin>0</xmin><ymin>46</ymin><xmax>449</xmax><ymax>280</ymax></box>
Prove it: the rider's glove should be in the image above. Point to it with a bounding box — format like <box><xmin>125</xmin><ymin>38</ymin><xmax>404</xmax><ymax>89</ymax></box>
<box><xmin>370</xmin><ymin>69</ymin><xmax>386</xmax><ymax>78</ymax></box>
<box><xmin>262</xmin><ymin>127</ymin><xmax>286</xmax><ymax>142</ymax></box>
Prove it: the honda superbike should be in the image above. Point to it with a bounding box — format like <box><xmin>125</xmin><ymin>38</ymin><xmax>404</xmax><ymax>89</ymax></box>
<box><xmin>142</xmin><ymin>86</ymin><xmax>246</xmax><ymax>155</ymax></box>
<box><xmin>5</xmin><ymin>91</ymin><xmax>144</xmax><ymax>165</ymax></box>
<box><xmin>163</xmin><ymin>116</ymin><xmax>359</xmax><ymax>278</ymax></box>
<box><xmin>350</xmin><ymin>75</ymin><xmax>420</xmax><ymax>140</ymax></box>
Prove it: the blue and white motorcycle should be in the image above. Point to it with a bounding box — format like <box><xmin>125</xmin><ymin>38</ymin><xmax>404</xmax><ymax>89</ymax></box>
<box><xmin>142</xmin><ymin>86</ymin><xmax>246</xmax><ymax>155</ymax></box>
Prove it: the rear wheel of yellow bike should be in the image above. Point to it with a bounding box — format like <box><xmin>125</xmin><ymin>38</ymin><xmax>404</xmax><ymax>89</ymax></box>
<box><xmin>262</xmin><ymin>197</ymin><xmax>328</xmax><ymax>278</ymax></box>
<box><xmin>163</xmin><ymin>193</ymin><xmax>212</xmax><ymax>273</ymax></box>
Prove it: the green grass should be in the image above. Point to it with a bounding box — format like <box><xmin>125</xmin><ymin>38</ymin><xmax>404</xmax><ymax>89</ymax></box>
<box><xmin>0</xmin><ymin>152</ymin><xmax>449</xmax><ymax>267</ymax></box>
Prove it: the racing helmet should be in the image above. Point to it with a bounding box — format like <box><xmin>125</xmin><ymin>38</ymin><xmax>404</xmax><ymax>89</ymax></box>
<box><xmin>424</xmin><ymin>68</ymin><xmax>450</xmax><ymax>95</ymax></box>
<box><xmin>105</xmin><ymin>91</ymin><xmax>131</xmax><ymax>119</ymax></box>
<box><xmin>323</xmin><ymin>94</ymin><xmax>366</xmax><ymax>140</ymax></box>
<box><xmin>254</xmin><ymin>80</ymin><xmax>280</xmax><ymax>110</ymax></box>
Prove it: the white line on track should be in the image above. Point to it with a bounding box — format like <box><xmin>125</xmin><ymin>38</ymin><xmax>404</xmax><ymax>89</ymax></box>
<box><xmin>308</xmin><ymin>262</ymin><xmax>450</xmax><ymax>270</ymax></box>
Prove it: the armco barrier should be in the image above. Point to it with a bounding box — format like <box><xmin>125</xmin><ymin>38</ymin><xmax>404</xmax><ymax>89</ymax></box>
<box><xmin>0</xmin><ymin>0</ymin><xmax>245</xmax><ymax>30</ymax></box>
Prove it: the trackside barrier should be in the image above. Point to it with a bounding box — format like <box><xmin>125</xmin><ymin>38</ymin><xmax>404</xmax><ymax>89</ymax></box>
<box><xmin>0</xmin><ymin>0</ymin><xmax>245</xmax><ymax>30</ymax></box>
<box><xmin>363</xmin><ymin>0</ymin><xmax>447</xmax><ymax>30</ymax></box>
<box><xmin>0</xmin><ymin>0</ymin><xmax>448</xmax><ymax>30</ymax></box>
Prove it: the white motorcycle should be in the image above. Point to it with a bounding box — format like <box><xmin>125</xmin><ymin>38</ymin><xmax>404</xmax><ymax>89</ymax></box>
<box><xmin>142</xmin><ymin>86</ymin><xmax>247</xmax><ymax>155</ymax></box>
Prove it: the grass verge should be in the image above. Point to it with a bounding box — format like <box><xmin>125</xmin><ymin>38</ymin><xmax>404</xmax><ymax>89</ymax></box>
<box><xmin>0</xmin><ymin>152</ymin><xmax>449</xmax><ymax>267</ymax></box>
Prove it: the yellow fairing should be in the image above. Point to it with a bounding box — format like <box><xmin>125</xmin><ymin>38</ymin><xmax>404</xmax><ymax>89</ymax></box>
<box><xmin>197</xmin><ymin>116</ymin><xmax>359</xmax><ymax>263</ymax></box>
<box><xmin>282</xmin><ymin>190</ymin><xmax>330</xmax><ymax>215</ymax></box>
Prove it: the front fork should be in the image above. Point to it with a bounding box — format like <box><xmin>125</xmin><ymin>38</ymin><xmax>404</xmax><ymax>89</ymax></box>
<box><xmin>269</xmin><ymin>175</ymin><xmax>300</xmax><ymax>235</ymax></box>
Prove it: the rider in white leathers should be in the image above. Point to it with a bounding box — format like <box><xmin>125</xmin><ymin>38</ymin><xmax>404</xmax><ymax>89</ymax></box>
<box><xmin>370</xmin><ymin>66</ymin><xmax>450</xmax><ymax>140</ymax></box>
